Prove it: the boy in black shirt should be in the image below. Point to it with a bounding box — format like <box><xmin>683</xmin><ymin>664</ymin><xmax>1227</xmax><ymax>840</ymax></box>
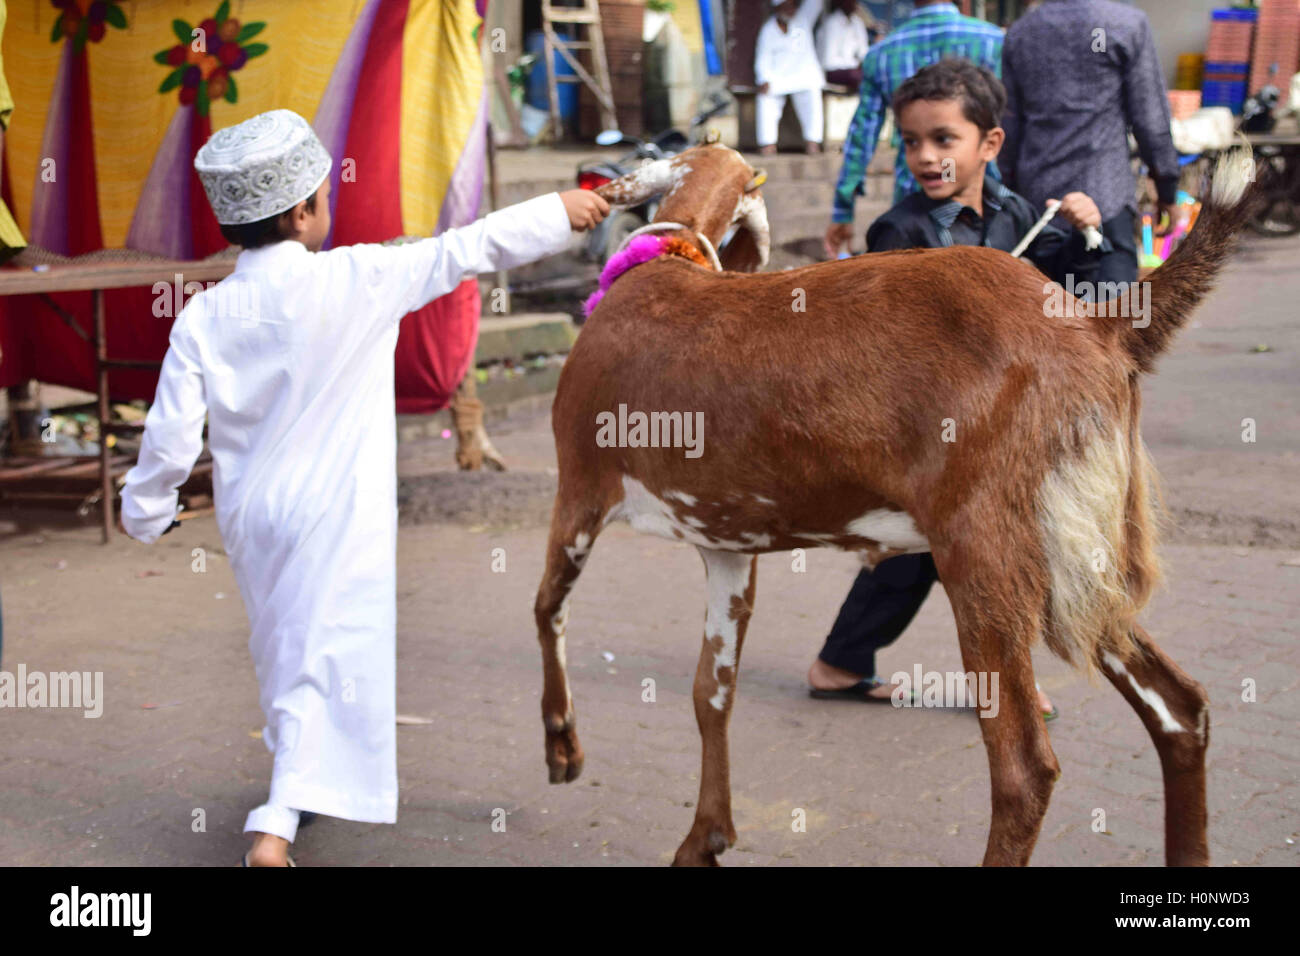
<box><xmin>868</xmin><ymin>60</ymin><xmax>1107</xmax><ymax>276</ymax></box>
<box><xmin>808</xmin><ymin>60</ymin><xmax>1108</xmax><ymax>715</ymax></box>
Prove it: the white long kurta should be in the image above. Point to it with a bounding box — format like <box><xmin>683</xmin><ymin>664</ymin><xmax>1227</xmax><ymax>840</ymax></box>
<box><xmin>755</xmin><ymin>0</ymin><xmax>825</xmax><ymax>97</ymax></box>
<box><xmin>121</xmin><ymin>192</ymin><xmax>573</xmax><ymax>824</ymax></box>
<box><xmin>816</xmin><ymin>10</ymin><xmax>869</xmax><ymax>72</ymax></box>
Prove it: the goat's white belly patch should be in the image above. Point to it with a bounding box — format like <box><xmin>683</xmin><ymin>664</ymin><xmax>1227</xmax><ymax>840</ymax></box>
<box><xmin>841</xmin><ymin>509</ymin><xmax>930</xmax><ymax>552</ymax></box>
<box><xmin>612</xmin><ymin>476</ymin><xmax>751</xmax><ymax>548</ymax></box>
<box><xmin>610</xmin><ymin>477</ymin><xmax>929</xmax><ymax>554</ymax></box>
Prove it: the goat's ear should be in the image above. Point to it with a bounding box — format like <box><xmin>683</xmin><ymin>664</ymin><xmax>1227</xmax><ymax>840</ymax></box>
<box><xmin>594</xmin><ymin>158</ymin><xmax>677</xmax><ymax>207</ymax></box>
<box><xmin>719</xmin><ymin>193</ymin><xmax>771</xmax><ymax>273</ymax></box>
<box><xmin>719</xmin><ymin>226</ymin><xmax>764</xmax><ymax>273</ymax></box>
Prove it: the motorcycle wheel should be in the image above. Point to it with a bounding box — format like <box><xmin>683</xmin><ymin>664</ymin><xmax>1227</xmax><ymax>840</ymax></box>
<box><xmin>1249</xmin><ymin>151</ymin><xmax>1300</xmax><ymax>238</ymax></box>
<box><xmin>1249</xmin><ymin>197</ymin><xmax>1300</xmax><ymax>237</ymax></box>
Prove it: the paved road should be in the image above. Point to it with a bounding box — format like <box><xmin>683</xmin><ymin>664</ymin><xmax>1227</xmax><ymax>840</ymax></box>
<box><xmin>0</xmin><ymin>232</ymin><xmax>1296</xmax><ymax>868</ymax></box>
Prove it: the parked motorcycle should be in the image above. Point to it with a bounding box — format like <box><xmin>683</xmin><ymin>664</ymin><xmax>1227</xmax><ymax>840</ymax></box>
<box><xmin>575</xmin><ymin>93</ymin><xmax>734</xmax><ymax>266</ymax></box>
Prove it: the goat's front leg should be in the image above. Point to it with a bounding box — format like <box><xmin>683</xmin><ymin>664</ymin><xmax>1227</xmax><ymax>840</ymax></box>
<box><xmin>673</xmin><ymin>549</ymin><xmax>757</xmax><ymax>867</ymax></box>
<box><xmin>534</xmin><ymin>507</ymin><xmax>603</xmax><ymax>784</ymax></box>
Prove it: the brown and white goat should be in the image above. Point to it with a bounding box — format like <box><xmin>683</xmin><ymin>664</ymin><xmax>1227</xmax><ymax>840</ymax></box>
<box><xmin>535</xmin><ymin>141</ymin><xmax>1258</xmax><ymax>865</ymax></box>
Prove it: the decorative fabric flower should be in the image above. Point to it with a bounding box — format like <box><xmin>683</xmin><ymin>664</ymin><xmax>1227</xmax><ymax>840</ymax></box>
<box><xmin>154</xmin><ymin>1</ymin><xmax>267</xmax><ymax>115</ymax></box>
<box><xmin>50</xmin><ymin>1</ymin><xmax>128</xmax><ymax>54</ymax></box>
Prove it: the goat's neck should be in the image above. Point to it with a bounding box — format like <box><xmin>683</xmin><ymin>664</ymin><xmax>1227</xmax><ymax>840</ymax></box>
<box><xmin>652</xmin><ymin>208</ymin><xmax>728</xmax><ymax>259</ymax></box>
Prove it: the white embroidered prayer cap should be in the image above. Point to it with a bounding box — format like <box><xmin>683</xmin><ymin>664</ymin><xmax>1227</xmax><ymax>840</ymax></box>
<box><xmin>194</xmin><ymin>109</ymin><xmax>332</xmax><ymax>225</ymax></box>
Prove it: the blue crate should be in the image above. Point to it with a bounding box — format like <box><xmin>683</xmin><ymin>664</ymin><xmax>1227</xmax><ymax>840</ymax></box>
<box><xmin>1203</xmin><ymin>61</ymin><xmax>1250</xmax><ymax>75</ymax></box>
<box><xmin>1202</xmin><ymin>79</ymin><xmax>1248</xmax><ymax>113</ymax></box>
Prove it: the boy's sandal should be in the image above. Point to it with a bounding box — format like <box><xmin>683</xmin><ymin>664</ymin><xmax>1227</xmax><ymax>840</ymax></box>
<box><xmin>808</xmin><ymin>677</ymin><xmax>913</xmax><ymax>704</ymax></box>
<box><xmin>1042</xmin><ymin>704</ymin><xmax>1060</xmax><ymax>722</ymax></box>
<box><xmin>241</xmin><ymin>852</ymin><xmax>297</xmax><ymax>867</ymax></box>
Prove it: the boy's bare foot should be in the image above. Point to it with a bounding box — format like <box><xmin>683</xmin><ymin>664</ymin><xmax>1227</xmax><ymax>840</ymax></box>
<box><xmin>759</xmin><ymin>144</ymin><xmax>777</xmax><ymax>156</ymax></box>
<box><xmin>805</xmin><ymin>141</ymin><xmax>822</xmax><ymax>154</ymax></box>
<box><xmin>807</xmin><ymin>658</ymin><xmax>897</xmax><ymax>699</ymax></box>
<box><xmin>245</xmin><ymin>831</ymin><xmax>291</xmax><ymax>866</ymax></box>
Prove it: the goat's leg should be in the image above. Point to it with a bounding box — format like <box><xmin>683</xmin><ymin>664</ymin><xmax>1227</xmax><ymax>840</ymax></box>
<box><xmin>451</xmin><ymin>372</ymin><xmax>507</xmax><ymax>471</ymax></box>
<box><xmin>946</xmin><ymin>580</ymin><xmax>1061</xmax><ymax>866</ymax></box>
<box><xmin>971</xmin><ymin>642</ymin><xmax>1060</xmax><ymax>866</ymax></box>
<box><xmin>1098</xmin><ymin>626</ymin><xmax>1210</xmax><ymax>866</ymax></box>
<box><xmin>533</xmin><ymin>505</ymin><xmax>603</xmax><ymax>784</ymax></box>
<box><xmin>673</xmin><ymin>549</ymin><xmax>757</xmax><ymax>867</ymax></box>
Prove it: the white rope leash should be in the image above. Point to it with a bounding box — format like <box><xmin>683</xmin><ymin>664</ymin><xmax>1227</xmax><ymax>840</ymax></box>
<box><xmin>1010</xmin><ymin>200</ymin><xmax>1060</xmax><ymax>258</ymax></box>
<box><xmin>1011</xmin><ymin>199</ymin><xmax>1104</xmax><ymax>258</ymax></box>
<box><xmin>615</xmin><ymin>220</ymin><xmax>723</xmax><ymax>272</ymax></box>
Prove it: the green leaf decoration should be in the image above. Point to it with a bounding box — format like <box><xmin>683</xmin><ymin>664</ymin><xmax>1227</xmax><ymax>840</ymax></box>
<box><xmin>242</xmin><ymin>42</ymin><xmax>269</xmax><ymax>59</ymax></box>
<box><xmin>172</xmin><ymin>19</ymin><xmax>192</xmax><ymax>46</ymax></box>
<box><xmin>50</xmin><ymin>16</ymin><xmax>63</xmax><ymax>44</ymax></box>
<box><xmin>105</xmin><ymin>5</ymin><xmax>127</xmax><ymax>29</ymax></box>
<box><xmin>236</xmin><ymin>22</ymin><xmax>265</xmax><ymax>43</ymax></box>
<box><xmin>197</xmin><ymin>79</ymin><xmax>210</xmax><ymax>117</ymax></box>
<box><xmin>74</xmin><ymin>17</ymin><xmax>88</xmax><ymax>54</ymax></box>
<box><xmin>158</xmin><ymin>66</ymin><xmax>185</xmax><ymax>93</ymax></box>
<box><xmin>225</xmin><ymin>75</ymin><xmax>239</xmax><ymax>104</ymax></box>
<box><xmin>216</xmin><ymin>1</ymin><xmax>231</xmax><ymax>24</ymax></box>
<box><xmin>154</xmin><ymin>49</ymin><xmax>172</xmax><ymax>64</ymax></box>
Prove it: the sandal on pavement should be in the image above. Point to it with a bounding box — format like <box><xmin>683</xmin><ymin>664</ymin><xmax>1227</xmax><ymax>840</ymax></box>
<box><xmin>809</xmin><ymin>677</ymin><xmax>912</xmax><ymax>704</ymax></box>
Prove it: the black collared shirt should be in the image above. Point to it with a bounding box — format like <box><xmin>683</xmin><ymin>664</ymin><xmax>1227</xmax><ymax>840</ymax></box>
<box><xmin>865</xmin><ymin>174</ymin><xmax>1109</xmax><ymax>285</ymax></box>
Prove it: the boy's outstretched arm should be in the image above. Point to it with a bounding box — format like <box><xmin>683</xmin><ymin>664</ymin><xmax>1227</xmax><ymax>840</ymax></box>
<box><xmin>119</xmin><ymin>318</ymin><xmax>208</xmax><ymax>543</ymax></box>
<box><xmin>331</xmin><ymin>190</ymin><xmax>608</xmax><ymax>322</ymax></box>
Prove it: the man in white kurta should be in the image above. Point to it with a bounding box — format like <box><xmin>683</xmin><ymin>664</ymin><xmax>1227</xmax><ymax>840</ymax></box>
<box><xmin>756</xmin><ymin>0</ymin><xmax>826</xmax><ymax>152</ymax></box>
<box><xmin>816</xmin><ymin>0</ymin><xmax>870</xmax><ymax>88</ymax></box>
<box><xmin>120</xmin><ymin>110</ymin><xmax>602</xmax><ymax>864</ymax></box>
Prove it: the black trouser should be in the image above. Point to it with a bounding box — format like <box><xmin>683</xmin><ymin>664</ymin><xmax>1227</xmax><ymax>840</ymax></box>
<box><xmin>817</xmin><ymin>553</ymin><xmax>939</xmax><ymax>678</ymax></box>
<box><xmin>824</xmin><ymin>67</ymin><xmax>863</xmax><ymax>88</ymax></box>
<box><xmin>1096</xmin><ymin>207</ymin><xmax>1139</xmax><ymax>285</ymax></box>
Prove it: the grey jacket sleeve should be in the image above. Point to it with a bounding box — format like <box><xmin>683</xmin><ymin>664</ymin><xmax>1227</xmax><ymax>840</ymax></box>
<box><xmin>999</xmin><ymin>34</ymin><xmax>1024</xmax><ymax>193</ymax></box>
<box><xmin>1122</xmin><ymin>14</ymin><xmax>1180</xmax><ymax>205</ymax></box>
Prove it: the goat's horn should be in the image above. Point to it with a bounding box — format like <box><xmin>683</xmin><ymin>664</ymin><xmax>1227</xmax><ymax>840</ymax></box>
<box><xmin>744</xmin><ymin>170</ymin><xmax>768</xmax><ymax>192</ymax></box>
<box><xmin>595</xmin><ymin>158</ymin><xmax>677</xmax><ymax>207</ymax></box>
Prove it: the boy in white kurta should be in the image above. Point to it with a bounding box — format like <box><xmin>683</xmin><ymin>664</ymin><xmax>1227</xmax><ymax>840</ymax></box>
<box><xmin>119</xmin><ymin>110</ymin><xmax>607</xmax><ymax>866</ymax></box>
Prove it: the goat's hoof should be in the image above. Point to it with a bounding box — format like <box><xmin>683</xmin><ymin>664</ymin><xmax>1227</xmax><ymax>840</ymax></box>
<box><xmin>671</xmin><ymin>826</ymin><xmax>735</xmax><ymax>866</ymax></box>
<box><xmin>544</xmin><ymin>726</ymin><xmax>584</xmax><ymax>784</ymax></box>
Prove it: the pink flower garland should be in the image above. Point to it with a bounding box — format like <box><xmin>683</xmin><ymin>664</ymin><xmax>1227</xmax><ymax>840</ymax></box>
<box><xmin>583</xmin><ymin>234</ymin><xmax>672</xmax><ymax>318</ymax></box>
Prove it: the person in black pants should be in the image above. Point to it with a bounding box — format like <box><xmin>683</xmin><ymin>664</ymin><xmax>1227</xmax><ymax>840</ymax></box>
<box><xmin>810</xmin><ymin>553</ymin><xmax>938</xmax><ymax>700</ymax></box>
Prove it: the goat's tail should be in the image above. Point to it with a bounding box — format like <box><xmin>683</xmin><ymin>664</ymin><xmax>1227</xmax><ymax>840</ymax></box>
<box><xmin>1104</xmin><ymin>143</ymin><xmax>1262</xmax><ymax>374</ymax></box>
